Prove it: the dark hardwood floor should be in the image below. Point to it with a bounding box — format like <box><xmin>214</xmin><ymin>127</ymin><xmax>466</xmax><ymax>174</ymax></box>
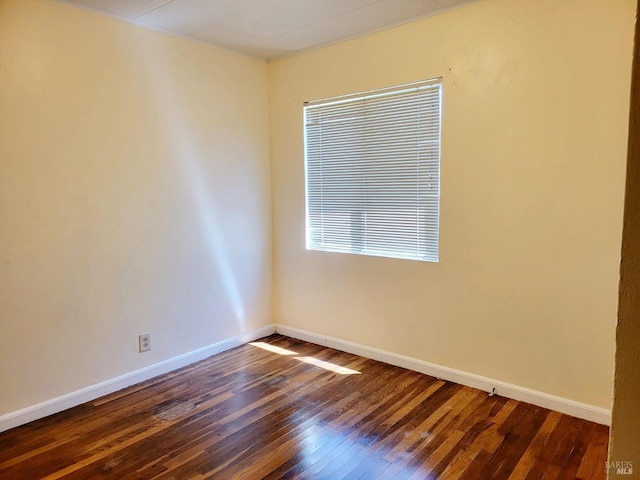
<box><xmin>0</xmin><ymin>334</ymin><xmax>609</xmax><ymax>479</ymax></box>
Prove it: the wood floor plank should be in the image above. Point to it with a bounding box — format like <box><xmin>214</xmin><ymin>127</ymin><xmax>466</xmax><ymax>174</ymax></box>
<box><xmin>576</xmin><ymin>425</ymin><xmax>609</xmax><ymax>480</ymax></box>
<box><xmin>506</xmin><ymin>410</ymin><xmax>562</xmax><ymax>480</ymax></box>
<box><xmin>439</xmin><ymin>400</ymin><xmax>518</xmax><ymax>480</ymax></box>
<box><xmin>0</xmin><ymin>334</ymin><xmax>609</xmax><ymax>479</ymax></box>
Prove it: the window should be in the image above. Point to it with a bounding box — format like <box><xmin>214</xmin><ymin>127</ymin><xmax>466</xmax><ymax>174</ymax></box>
<box><xmin>304</xmin><ymin>79</ymin><xmax>442</xmax><ymax>262</ymax></box>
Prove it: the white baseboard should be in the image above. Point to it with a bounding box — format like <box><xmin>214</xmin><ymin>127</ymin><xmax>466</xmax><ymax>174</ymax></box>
<box><xmin>274</xmin><ymin>324</ymin><xmax>611</xmax><ymax>426</ymax></box>
<box><xmin>0</xmin><ymin>325</ymin><xmax>275</xmax><ymax>433</ymax></box>
<box><xmin>1</xmin><ymin>323</ymin><xmax>610</xmax><ymax>433</ymax></box>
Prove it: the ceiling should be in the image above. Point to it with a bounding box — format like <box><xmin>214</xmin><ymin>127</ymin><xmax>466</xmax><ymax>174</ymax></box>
<box><xmin>59</xmin><ymin>0</ymin><xmax>478</xmax><ymax>59</ymax></box>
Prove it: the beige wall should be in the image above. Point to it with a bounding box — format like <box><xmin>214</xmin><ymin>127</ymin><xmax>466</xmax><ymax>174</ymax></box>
<box><xmin>609</xmin><ymin>0</ymin><xmax>640</xmax><ymax>467</ymax></box>
<box><xmin>269</xmin><ymin>0</ymin><xmax>635</xmax><ymax>409</ymax></box>
<box><xmin>0</xmin><ymin>0</ymin><xmax>271</xmax><ymax>415</ymax></box>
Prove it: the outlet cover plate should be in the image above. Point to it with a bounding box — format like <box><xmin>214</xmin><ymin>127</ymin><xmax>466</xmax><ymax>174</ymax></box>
<box><xmin>139</xmin><ymin>333</ymin><xmax>151</xmax><ymax>352</ymax></box>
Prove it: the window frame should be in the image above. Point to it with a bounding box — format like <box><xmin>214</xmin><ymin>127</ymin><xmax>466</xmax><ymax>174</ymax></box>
<box><xmin>303</xmin><ymin>78</ymin><xmax>442</xmax><ymax>262</ymax></box>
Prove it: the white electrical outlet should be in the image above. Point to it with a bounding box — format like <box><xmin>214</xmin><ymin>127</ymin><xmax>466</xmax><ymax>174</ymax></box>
<box><xmin>139</xmin><ymin>333</ymin><xmax>151</xmax><ymax>352</ymax></box>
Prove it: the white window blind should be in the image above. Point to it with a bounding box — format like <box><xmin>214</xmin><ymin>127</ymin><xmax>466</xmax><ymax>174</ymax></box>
<box><xmin>304</xmin><ymin>79</ymin><xmax>441</xmax><ymax>262</ymax></box>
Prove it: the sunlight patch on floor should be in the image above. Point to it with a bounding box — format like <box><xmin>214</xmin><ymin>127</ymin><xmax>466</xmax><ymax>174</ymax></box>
<box><xmin>248</xmin><ymin>342</ymin><xmax>361</xmax><ymax>374</ymax></box>
<box><xmin>295</xmin><ymin>356</ymin><xmax>361</xmax><ymax>375</ymax></box>
<box><xmin>249</xmin><ymin>342</ymin><xmax>298</xmax><ymax>356</ymax></box>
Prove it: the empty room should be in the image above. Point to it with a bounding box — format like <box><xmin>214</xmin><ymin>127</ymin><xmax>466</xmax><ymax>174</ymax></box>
<box><xmin>1</xmin><ymin>0</ymin><xmax>639</xmax><ymax>478</ymax></box>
